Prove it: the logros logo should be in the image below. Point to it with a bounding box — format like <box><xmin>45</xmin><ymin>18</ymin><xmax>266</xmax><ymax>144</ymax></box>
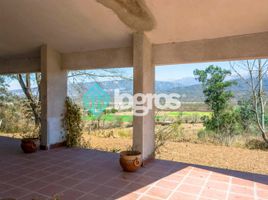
<box><xmin>82</xmin><ymin>83</ymin><xmax>182</xmax><ymax>117</ymax></box>
<box><xmin>82</xmin><ymin>83</ymin><xmax>111</xmax><ymax>117</ymax></box>
<box><xmin>114</xmin><ymin>89</ymin><xmax>181</xmax><ymax>116</ymax></box>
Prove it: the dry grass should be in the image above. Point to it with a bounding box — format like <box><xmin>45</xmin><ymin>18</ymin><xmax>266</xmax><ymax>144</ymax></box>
<box><xmin>158</xmin><ymin>142</ymin><xmax>268</xmax><ymax>175</ymax></box>
<box><xmin>2</xmin><ymin>123</ymin><xmax>268</xmax><ymax>175</ymax></box>
<box><xmin>86</xmin><ymin>135</ymin><xmax>268</xmax><ymax>175</ymax></box>
<box><xmin>82</xmin><ymin>123</ymin><xmax>268</xmax><ymax>175</ymax></box>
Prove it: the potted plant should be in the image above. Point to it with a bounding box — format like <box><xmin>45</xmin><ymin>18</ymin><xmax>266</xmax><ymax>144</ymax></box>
<box><xmin>119</xmin><ymin>146</ymin><xmax>142</xmax><ymax>172</ymax></box>
<box><xmin>20</xmin><ymin>128</ymin><xmax>40</xmax><ymax>153</ymax></box>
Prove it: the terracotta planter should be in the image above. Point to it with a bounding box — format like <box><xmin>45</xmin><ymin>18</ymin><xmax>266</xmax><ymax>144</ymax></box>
<box><xmin>21</xmin><ymin>138</ymin><xmax>40</xmax><ymax>153</ymax></box>
<box><xmin>119</xmin><ymin>151</ymin><xmax>142</xmax><ymax>172</ymax></box>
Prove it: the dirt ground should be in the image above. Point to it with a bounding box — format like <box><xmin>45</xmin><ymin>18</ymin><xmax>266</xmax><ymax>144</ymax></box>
<box><xmin>87</xmin><ymin>135</ymin><xmax>268</xmax><ymax>175</ymax></box>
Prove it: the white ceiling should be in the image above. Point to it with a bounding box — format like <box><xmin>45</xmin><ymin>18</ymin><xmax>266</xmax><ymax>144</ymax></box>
<box><xmin>146</xmin><ymin>0</ymin><xmax>268</xmax><ymax>44</ymax></box>
<box><xmin>1</xmin><ymin>0</ymin><xmax>268</xmax><ymax>58</ymax></box>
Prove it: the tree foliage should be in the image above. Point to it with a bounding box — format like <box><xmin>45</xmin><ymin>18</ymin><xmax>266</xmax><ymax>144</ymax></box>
<box><xmin>194</xmin><ymin>65</ymin><xmax>235</xmax><ymax>115</ymax></box>
<box><xmin>231</xmin><ymin>59</ymin><xmax>268</xmax><ymax>144</ymax></box>
<box><xmin>0</xmin><ymin>76</ymin><xmax>8</xmax><ymax>102</ymax></box>
<box><xmin>194</xmin><ymin>65</ymin><xmax>238</xmax><ymax>143</ymax></box>
<box><xmin>236</xmin><ymin>99</ymin><xmax>255</xmax><ymax>132</ymax></box>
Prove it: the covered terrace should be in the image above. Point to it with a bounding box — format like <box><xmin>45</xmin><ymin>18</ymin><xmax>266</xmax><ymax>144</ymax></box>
<box><xmin>0</xmin><ymin>0</ymin><xmax>268</xmax><ymax>199</ymax></box>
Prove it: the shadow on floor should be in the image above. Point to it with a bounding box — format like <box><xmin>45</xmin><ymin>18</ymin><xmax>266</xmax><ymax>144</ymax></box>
<box><xmin>0</xmin><ymin>136</ymin><xmax>267</xmax><ymax>200</ymax></box>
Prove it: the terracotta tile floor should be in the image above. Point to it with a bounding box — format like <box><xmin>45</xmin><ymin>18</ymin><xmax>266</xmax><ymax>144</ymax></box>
<box><xmin>0</xmin><ymin>136</ymin><xmax>267</xmax><ymax>200</ymax></box>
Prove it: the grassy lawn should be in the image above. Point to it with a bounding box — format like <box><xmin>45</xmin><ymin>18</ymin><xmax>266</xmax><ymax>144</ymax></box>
<box><xmin>83</xmin><ymin>114</ymin><xmax>133</xmax><ymax>122</ymax></box>
<box><xmin>166</xmin><ymin>111</ymin><xmax>211</xmax><ymax>117</ymax></box>
<box><xmin>82</xmin><ymin>111</ymin><xmax>212</xmax><ymax>123</ymax></box>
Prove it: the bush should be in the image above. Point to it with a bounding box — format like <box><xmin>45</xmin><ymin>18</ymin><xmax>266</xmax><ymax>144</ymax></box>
<box><xmin>155</xmin><ymin>121</ymin><xmax>181</xmax><ymax>153</ymax></box>
<box><xmin>111</xmin><ymin>108</ymin><xmax>118</xmax><ymax>113</ymax></box>
<box><xmin>197</xmin><ymin>129</ymin><xmax>215</xmax><ymax>141</ymax></box>
<box><xmin>245</xmin><ymin>139</ymin><xmax>268</xmax><ymax>150</ymax></box>
<box><xmin>201</xmin><ymin>109</ymin><xmax>242</xmax><ymax>145</ymax></box>
<box><xmin>63</xmin><ymin>97</ymin><xmax>83</xmax><ymax>147</ymax></box>
<box><xmin>236</xmin><ymin>100</ymin><xmax>255</xmax><ymax>131</ymax></box>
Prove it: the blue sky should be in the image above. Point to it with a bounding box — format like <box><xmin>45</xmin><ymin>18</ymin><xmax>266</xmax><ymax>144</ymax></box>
<box><xmin>6</xmin><ymin>61</ymin><xmax>232</xmax><ymax>90</ymax></box>
<box><xmin>155</xmin><ymin>61</ymin><xmax>231</xmax><ymax>81</ymax></box>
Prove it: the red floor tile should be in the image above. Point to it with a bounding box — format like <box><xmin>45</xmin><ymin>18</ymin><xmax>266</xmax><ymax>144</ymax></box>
<box><xmin>228</xmin><ymin>193</ymin><xmax>255</xmax><ymax>200</ymax></box>
<box><xmin>55</xmin><ymin>177</ymin><xmax>82</xmax><ymax>188</ymax></box>
<box><xmin>0</xmin><ymin>183</ymin><xmax>12</xmax><ymax>191</ymax></box>
<box><xmin>139</xmin><ymin>195</ymin><xmax>160</xmax><ymax>200</ymax></box>
<box><xmin>123</xmin><ymin>182</ymin><xmax>150</xmax><ymax>193</ymax></box>
<box><xmin>91</xmin><ymin>185</ymin><xmax>119</xmax><ymax>198</ymax></box>
<box><xmin>18</xmin><ymin>192</ymin><xmax>48</xmax><ymax>200</ymax></box>
<box><xmin>104</xmin><ymin>177</ymin><xmax>131</xmax><ymax>188</ymax></box>
<box><xmin>164</xmin><ymin>174</ymin><xmax>184</xmax><ymax>183</ymax></box>
<box><xmin>73</xmin><ymin>180</ymin><xmax>100</xmax><ymax>193</ymax></box>
<box><xmin>256</xmin><ymin>182</ymin><xmax>268</xmax><ymax>190</ymax></box>
<box><xmin>169</xmin><ymin>191</ymin><xmax>197</xmax><ymax>200</ymax></box>
<box><xmin>21</xmin><ymin>179</ymin><xmax>49</xmax><ymax>191</ymax></box>
<box><xmin>1</xmin><ymin>187</ymin><xmax>30</xmax><ymax>199</ymax></box>
<box><xmin>113</xmin><ymin>190</ymin><xmax>140</xmax><ymax>199</ymax></box>
<box><xmin>230</xmin><ymin>185</ymin><xmax>254</xmax><ymax>196</ymax></box>
<box><xmin>58</xmin><ymin>189</ymin><xmax>85</xmax><ymax>200</ymax></box>
<box><xmin>0</xmin><ymin>137</ymin><xmax>267</xmax><ymax>200</ymax></box>
<box><xmin>145</xmin><ymin>186</ymin><xmax>172</xmax><ymax>199</ymax></box>
<box><xmin>37</xmin><ymin>184</ymin><xmax>66</xmax><ymax>196</ymax></box>
<box><xmin>257</xmin><ymin>189</ymin><xmax>268</xmax><ymax>199</ymax></box>
<box><xmin>177</xmin><ymin>183</ymin><xmax>202</xmax><ymax>194</ymax></box>
<box><xmin>209</xmin><ymin>173</ymin><xmax>230</xmax><ymax>183</ymax></box>
<box><xmin>201</xmin><ymin>188</ymin><xmax>228</xmax><ymax>199</ymax></box>
<box><xmin>232</xmin><ymin>177</ymin><xmax>254</xmax><ymax>187</ymax></box>
<box><xmin>155</xmin><ymin>179</ymin><xmax>178</xmax><ymax>190</ymax></box>
<box><xmin>184</xmin><ymin>176</ymin><xmax>206</xmax><ymax>186</ymax></box>
<box><xmin>205</xmin><ymin>180</ymin><xmax>229</xmax><ymax>191</ymax></box>
<box><xmin>77</xmin><ymin>193</ymin><xmax>103</xmax><ymax>200</ymax></box>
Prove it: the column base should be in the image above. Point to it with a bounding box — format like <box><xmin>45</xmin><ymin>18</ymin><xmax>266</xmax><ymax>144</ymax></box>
<box><xmin>142</xmin><ymin>153</ymin><xmax>155</xmax><ymax>166</ymax></box>
<box><xmin>40</xmin><ymin>141</ymin><xmax>66</xmax><ymax>150</ymax></box>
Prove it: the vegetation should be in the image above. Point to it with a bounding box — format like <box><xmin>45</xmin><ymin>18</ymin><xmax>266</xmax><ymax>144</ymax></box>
<box><xmin>63</xmin><ymin>97</ymin><xmax>83</xmax><ymax>147</ymax></box>
<box><xmin>231</xmin><ymin>59</ymin><xmax>268</xmax><ymax>144</ymax></box>
<box><xmin>0</xmin><ymin>62</ymin><xmax>268</xmax><ymax>175</ymax></box>
<box><xmin>0</xmin><ymin>76</ymin><xmax>38</xmax><ymax>134</ymax></box>
<box><xmin>194</xmin><ymin>65</ymin><xmax>240</xmax><ymax>144</ymax></box>
<box><xmin>155</xmin><ymin>120</ymin><xmax>182</xmax><ymax>153</ymax></box>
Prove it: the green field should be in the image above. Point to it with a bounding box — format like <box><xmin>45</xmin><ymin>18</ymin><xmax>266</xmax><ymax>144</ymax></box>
<box><xmin>82</xmin><ymin>111</ymin><xmax>211</xmax><ymax>123</ymax></box>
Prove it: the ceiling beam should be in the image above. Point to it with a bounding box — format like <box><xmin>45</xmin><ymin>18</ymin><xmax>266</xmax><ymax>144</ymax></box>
<box><xmin>153</xmin><ymin>31</ymin><xmax>268</xmax><ymax>65</ymax></box>
<box><xmin>0</xmin><ymin>57</ymin><xmax>40</xmax><ymax>74</ymax></box>
<box><xmin>62</xmin><ymin>47</ymin><xmax>133</xmax><ymax>70</ymax></box>
<box><xmin>62</xmin><ymin>31</ymin><xmax>268</xmax><ymax>70</ymax></box>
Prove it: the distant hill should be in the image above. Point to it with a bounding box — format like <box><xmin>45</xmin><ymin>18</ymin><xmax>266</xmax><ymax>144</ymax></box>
<box><xmin>11</xmin><ymin>77</ymin><xmax>268</xmax><ymax>103</ymax></box>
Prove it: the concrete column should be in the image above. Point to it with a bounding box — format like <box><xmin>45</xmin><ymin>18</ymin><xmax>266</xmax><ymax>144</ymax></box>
<box><xmin>40</xmin><ymin>45</ymin><xmax>67</xmax><ymax>149</ymax></box>
<box><xmin>133</xmin><ymin>32</ymin><xmax>155</xmax><ymax>161</ymax></box>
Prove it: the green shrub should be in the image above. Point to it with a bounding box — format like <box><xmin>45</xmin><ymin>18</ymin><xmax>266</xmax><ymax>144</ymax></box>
<box><xmin>245</xmin><ymin>139</ymin><xmax>268</xmax><ymax>150</ymax></box>
<box><xmin>155</xmin><ymin>121</ymin><xmax>181</xmax><ymax>153</ymax></box>
<box><xmin>63</xmin><ymin>97</ymin><xmax>83</xmax><ymax>147</ymax></box>
<box><xmin>111</xmin><ymin>108</ymin><xmax>118</xmax><ymax>113</ymax></box>
<box><xmin>236</xmin><ymin>100</ymin><xmax>255</xmax><ymax>131</ymax></box>
<box><xmin>197</xmin><ymin>129</ymin><xmax>216</xmax><ymax>142</ymax></box>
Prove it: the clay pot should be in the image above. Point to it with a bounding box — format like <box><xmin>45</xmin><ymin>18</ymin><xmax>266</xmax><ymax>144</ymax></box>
<box><xmin>119</xmin><ymin>151</ymin><xmax>142</xmax><ymax>172</ymax></box>
<box><xmin>21</xmin><ymin>138</ymin><xmax>39</xmax><ymax>153</ymax></box>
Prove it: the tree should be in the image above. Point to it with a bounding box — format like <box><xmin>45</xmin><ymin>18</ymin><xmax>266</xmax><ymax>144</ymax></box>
<box><xmin>194</xmin><ymin>65</ymin><xmax>237</xmax><ymax>137</ymax></box>
<box><xmin>13</xmin><ymin>69</ymin><xmax>131</xmax><ymax>128</ymax></box>
<box><xmin>16</xmin><ymin>73</ymin><xmax>41</xmax><ymax>127</ymax></box>
<box><xmin>0</xmin><ymin>76</ymin><xmax>13</xmax><ymax>130</ymax></box>
<box><xmin>230</xmin><ymin>59</ymin><xmax>268</xmax><ymax>144</ymax></box>
<box><xmin>0</xmin><ymin>76</ymin><xmax>8</xmax><ymax>102</ymax></box>
<box><xmin>236</xmin><ymin>99</ymin><xmax>254</xmax><ymax>132</ymax></box>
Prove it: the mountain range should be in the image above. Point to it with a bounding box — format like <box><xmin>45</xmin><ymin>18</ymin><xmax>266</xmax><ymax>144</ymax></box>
<box><xmin>11</xmin><ymin>77</ymin><xmax>268</xmax><ymax>103</ymax></box>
